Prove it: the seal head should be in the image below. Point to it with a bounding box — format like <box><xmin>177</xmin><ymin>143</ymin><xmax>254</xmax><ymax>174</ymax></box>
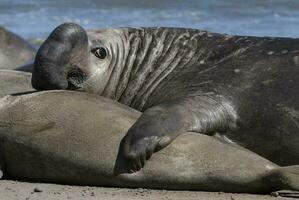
<box><xmin>32</xmin><ymin>23</ymin><xmax>126</xmax><ymax>95</ymax></box>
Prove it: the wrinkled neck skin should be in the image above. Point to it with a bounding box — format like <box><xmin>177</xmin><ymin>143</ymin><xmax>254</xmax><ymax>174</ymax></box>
<box><xmin>87</xmin><ymin>27</ymin><xmax>223</xmax><ymax>111</ymax></box>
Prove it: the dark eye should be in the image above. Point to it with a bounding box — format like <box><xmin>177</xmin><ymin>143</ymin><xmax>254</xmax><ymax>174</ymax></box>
<box><xmin>93</xmin><ymin>47</ymin><xmax>107</xmax><ymax>59</ymax></box>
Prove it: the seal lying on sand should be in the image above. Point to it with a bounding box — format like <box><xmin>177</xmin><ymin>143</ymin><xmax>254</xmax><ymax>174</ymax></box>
<box><xmin>0</xmin><ymin>27</ymin><xmax>36</xmax><ymax>71</ymax></box>
<box><xmin>32</xmin><ymin>23</ymin><xmax>299</xmax><ymax>170</ymax></box>
<box><xmin>0</xmin><ymin>70</ymin><xmax>34</xmax><ymax>98</ymax></box>
<box><xmin>0</xmin><ymin>91</ymin><xmax>298</xmax><ymax>195</ymax></box>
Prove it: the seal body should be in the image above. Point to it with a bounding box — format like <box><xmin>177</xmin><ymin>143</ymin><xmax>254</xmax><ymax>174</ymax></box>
<box><xmin>31</xmin><ymin>23</ymin><xmax>299</xmax><ymax>170</ymax></box>
<box><xmin>0</xmin><ymin>27</ymin><xmax>36</xmax><ymax>71</ymax></box>
<box><xmin>0</xmin><ymin>91</ymin><xmax>298</xmax><ymax>193</ymax></box>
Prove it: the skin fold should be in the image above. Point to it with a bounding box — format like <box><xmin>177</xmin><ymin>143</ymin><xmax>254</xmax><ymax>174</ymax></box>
<box><xmin>31</xmin><ymin>23</ymin><xmax>299</xmax><ymax>172</ymax></box>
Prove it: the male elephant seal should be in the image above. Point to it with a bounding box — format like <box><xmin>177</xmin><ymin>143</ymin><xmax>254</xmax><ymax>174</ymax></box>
<box><xmin>0</xmin><ymin>70</ymin><xmax>34</xmax><ymax>98</ymax></box>
<box><xmin>0</xmin><ymin>26</ymin><xmax>36</xmax><ymax>71</ymax></box>
<box><xmin>0</xmin><ymin>91</ymin><xmax>298</xmax><ymax>195</ymax></box>
<box><xmin>31</xmin><ymin>23</ymin><xmax>299</xmax><ymax>171</ymax></box>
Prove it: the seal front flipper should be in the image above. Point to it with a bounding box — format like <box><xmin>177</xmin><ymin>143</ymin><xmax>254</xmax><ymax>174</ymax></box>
<box><xmin>271</xmin><ymin>190</ymin><xmax>299</xmax><ymax>198</ymax></box>
<box><xmin>268</xmin><ymin>165</ymin><xmax>299</xmax><ymax>197</ymax></box>
<box><xmin>122</xmin><ymin>95</ymin><xmax>237</xmax><ymax>172</ymax></box>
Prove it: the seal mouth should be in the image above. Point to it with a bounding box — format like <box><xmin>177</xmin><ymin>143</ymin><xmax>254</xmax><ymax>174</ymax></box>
<box><xmin>66</xmin><ymin>66</ymin><xmax>87</xmax><ymax>90</ymax></box>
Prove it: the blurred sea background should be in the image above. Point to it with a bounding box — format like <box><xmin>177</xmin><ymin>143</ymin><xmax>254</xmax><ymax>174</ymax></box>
<box><xmin>1</xmin><ymin>0</ymin><xmax>299</xmax><ymax>41</ymax></box>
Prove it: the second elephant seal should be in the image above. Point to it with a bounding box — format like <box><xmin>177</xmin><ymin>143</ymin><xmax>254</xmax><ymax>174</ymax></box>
<box><xmin>0</xmin><ymin>91</ymin><xmax>298</xmax><ymax>195</ymax></box>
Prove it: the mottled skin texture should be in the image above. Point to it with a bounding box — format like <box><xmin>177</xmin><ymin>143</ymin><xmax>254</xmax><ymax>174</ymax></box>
<box><xmin>0</xmin><ymin>91</ymin><xmax>298</xmax><ymax>194</ymax></box>
<box><xmin>0</xmin><ymin>27</ymin><xmax>36</xmax><ymax>71</ymax></box>
<box><xmin>32</xmin><ymin>23</ymin><xmax>299</xmax><ymax>171</ymax></box>
<box><xmin>0</xmin><ymin>70</ymin><xmax>34</xmax><ymax>98</ymax></box>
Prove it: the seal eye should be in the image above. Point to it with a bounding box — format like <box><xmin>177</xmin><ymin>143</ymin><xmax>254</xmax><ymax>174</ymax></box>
<box><xmin>93</xmin><ymin>47</ymin><xmax>107</xmax><ymax>59</ymax></box>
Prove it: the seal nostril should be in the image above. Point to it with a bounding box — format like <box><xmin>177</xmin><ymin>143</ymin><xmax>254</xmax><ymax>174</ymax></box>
<box><xmin>66</xmin><ymin>67</ymin><xmax>87</xmax><ymax>90</ymax></box>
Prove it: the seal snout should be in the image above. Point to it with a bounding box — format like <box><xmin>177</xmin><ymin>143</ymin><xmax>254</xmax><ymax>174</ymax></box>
<box><xmin>31</xmin><ymin>23</ymin><xmax>89</xmax><ymax>91</ymax></box>
<box><xmin>31</xmin><ymin>74</ymin><xmax>68</xmax><ymax>91</ymax></box>
<box><xmin>31</xmin><ymin>59</ymin><xmax>69</xmax><ymax>90</ymax></box>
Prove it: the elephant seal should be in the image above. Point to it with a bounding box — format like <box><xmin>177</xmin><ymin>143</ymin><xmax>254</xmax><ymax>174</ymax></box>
<box><xmin>0</xmin><ymin>70</ymin><xmax>35</xmax><ymax>98</ymax></box>
<box><xmin>0</xmin><ymin>26</ymin><xmax>36</xmax><ymax>71</ymax></box>
<box><xmin>31</xmin><ymin>23</ymin><xmax>299</xmax><ymax>170</ymax></box>
<box><xmin>0</xmin><ymin>90</ymin><xmax>298</xmax><ymax>195</ymax></box>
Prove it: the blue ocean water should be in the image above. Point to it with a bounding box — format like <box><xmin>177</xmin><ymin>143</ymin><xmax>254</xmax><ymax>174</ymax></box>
<box><xmin>1</xmin><ymin>0</ymin><xmax>299</xmax><ymax>39</ymax></box>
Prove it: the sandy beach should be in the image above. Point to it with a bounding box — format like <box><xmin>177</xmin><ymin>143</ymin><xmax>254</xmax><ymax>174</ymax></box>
<box><xmin>0</xmin><ymin>180</ymin><xmax>295</xmax><ymax>200</ymax></box>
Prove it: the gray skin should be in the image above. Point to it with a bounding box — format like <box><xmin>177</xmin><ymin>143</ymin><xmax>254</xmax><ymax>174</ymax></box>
<box><xmin>31</xmin><ymin>23</ymin><xmax>299</xmax><ymax>172</ymax></box>
<box><xmin>0</xmin><ymin>70</ymin><xmax>35</xmax><ymax>98</ymax></box>
<box><xmin>0</xmin><ymin>26</ymin><xmax>36</xmax><ymax>71</ymax></box>
<box><xmin>0</xmin><ymin>90</ymin><xmax>298</xmax><ymax>194</ymax></box>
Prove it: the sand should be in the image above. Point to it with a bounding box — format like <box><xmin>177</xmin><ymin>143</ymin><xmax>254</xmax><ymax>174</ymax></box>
<box><xmin>0</xmin><ymin>180</ymin><xmax>295</xmax><ymax>200</ymax></box>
